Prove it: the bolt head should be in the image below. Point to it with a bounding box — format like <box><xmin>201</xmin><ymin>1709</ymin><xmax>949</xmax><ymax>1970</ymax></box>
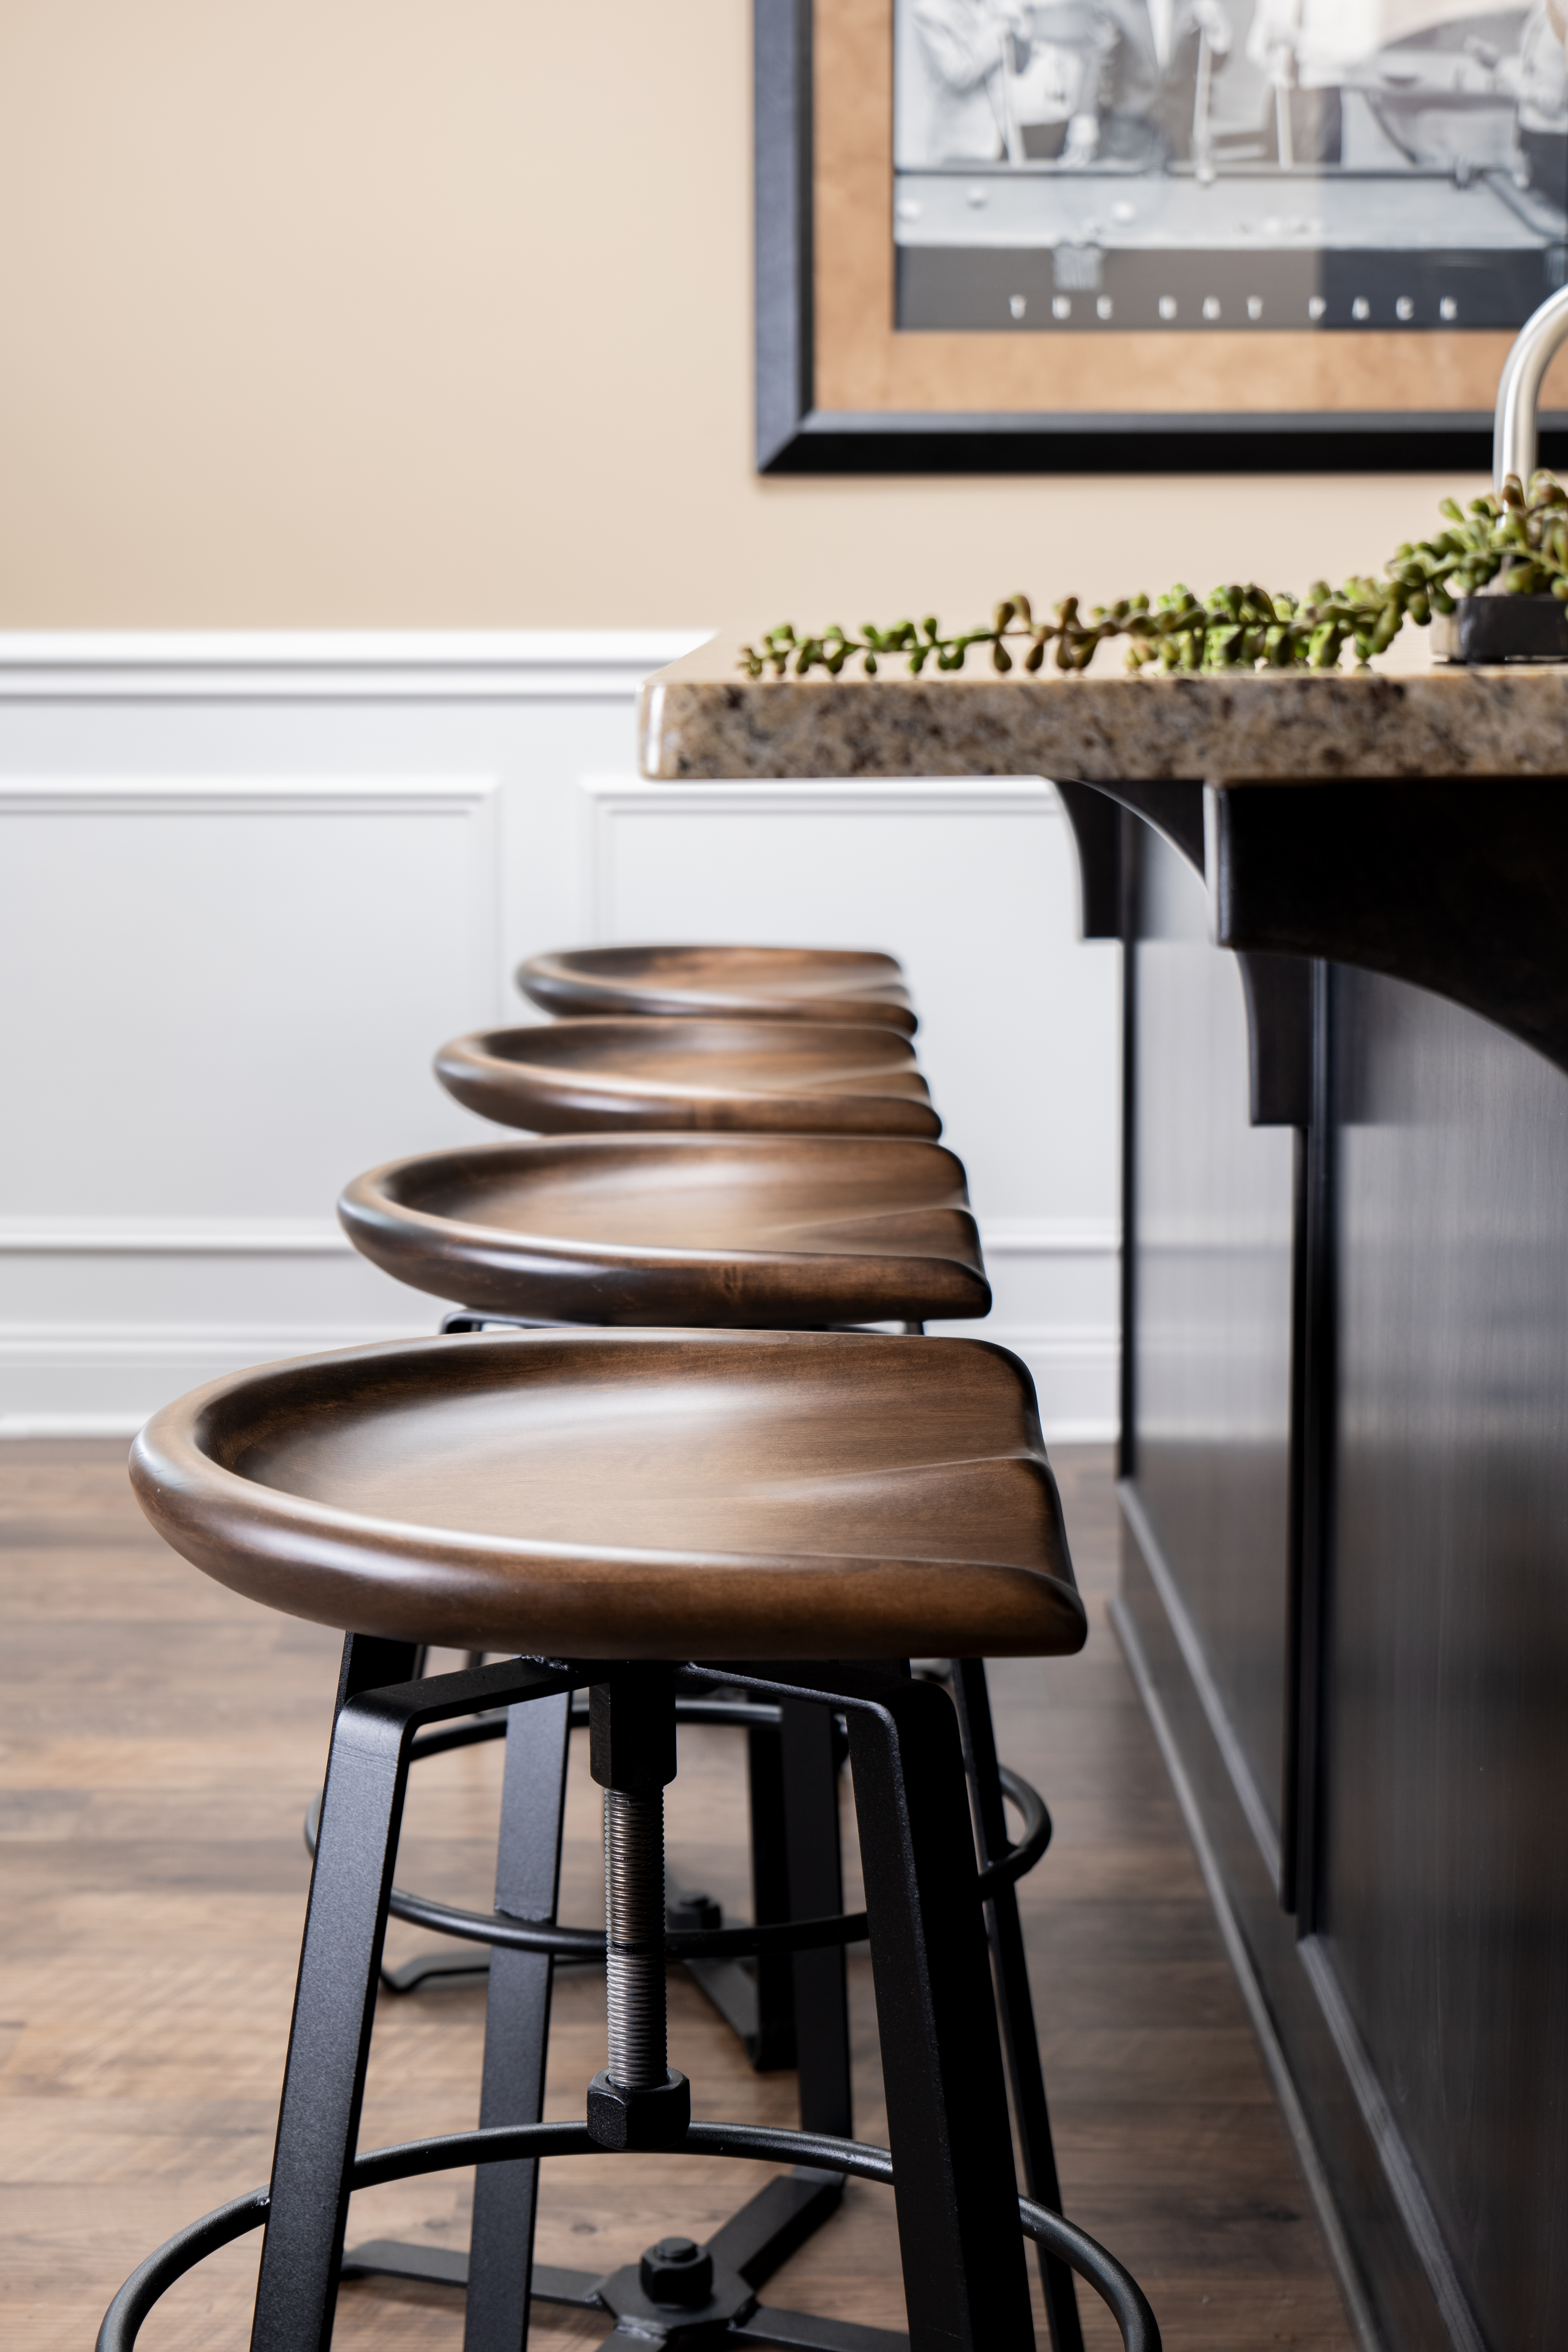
<box><xmin>640</xmin><ymin>2235</ymin><xmax>715</xmax><ymax>2306</ymax></box>
<box><xmin>666</xmin><ymin>1891</ymin><xmax>722</xmax><ymax>1934</ymax></box>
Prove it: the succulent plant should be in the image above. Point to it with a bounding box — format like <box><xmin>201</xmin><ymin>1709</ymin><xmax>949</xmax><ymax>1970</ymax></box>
<box><xmin>740</xmin><ymin>472</ymin><xmax>1568</xmax><ymax>681</ymax></box>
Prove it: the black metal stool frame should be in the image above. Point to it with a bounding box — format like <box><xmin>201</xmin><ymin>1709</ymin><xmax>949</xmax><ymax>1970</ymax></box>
<box><xmin>116</xmin><ymin>1648</ymin><xmax>1122</xmax><ymax>2352</ymax></box>
<box><xmin>329</xmin><ymin>1656</ymin><xmax>1080</xmax><ymax>2352</ymax></box>
<box><xmin>323</xmin><ymin>1671</ymin><xmax>865</xmax><ymax>2342</ymax></box>
<box><xmin>318</xmin><ymin>1690</ymin><xmax>865</xmax><ymax>2044</ymax></box>
<box><xmin>313</xmin><ymin>1695</ymin><xmax>1048</xmax><ymax>2017</ymax></box>
<box><xmin>312</xmin><ymin>1700</ymin><xmax>1049</xmax><ymax>1954</ymax></box>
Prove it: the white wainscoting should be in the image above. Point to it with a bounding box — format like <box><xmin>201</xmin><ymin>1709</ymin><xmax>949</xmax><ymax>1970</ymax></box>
<box><xmin>0</xmin><ymin>635</ymin><xmax>1120</xmax><ymax>1439</ymax></box>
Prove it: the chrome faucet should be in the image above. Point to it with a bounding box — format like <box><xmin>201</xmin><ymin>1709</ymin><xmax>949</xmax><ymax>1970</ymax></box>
<box><xmin>1494</xmin><ymin>283</ymin><xmax>1568</xmax><ymax>488</ymax></box>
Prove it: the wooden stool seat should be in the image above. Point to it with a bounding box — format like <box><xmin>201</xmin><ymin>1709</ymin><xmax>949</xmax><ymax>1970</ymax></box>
<box><xmin>517</xmin><ymin>944</ymin><xmax>917</xmax><ymax>1034</ymax></box>
<box><xmin>130</xmin><ymin>1330</ymin><xmax>1083</xmax><ymax>1661</ymax></box>
<box><xmin>435</xmin><ymin>1017</ymin><xmax>940</xmax><ymax>1137</ymax></box>
<box><xmin>337</xmin><ymin>1133</ymin><xmax>989</xmax><ymax>1325</ymax></box>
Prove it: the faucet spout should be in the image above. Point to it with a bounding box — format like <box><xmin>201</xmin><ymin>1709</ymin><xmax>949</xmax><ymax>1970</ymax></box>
<box><xmin>1494</xmin><ymin>284</ymin><xmax>1568</xmax><ymax>489</ymax></box>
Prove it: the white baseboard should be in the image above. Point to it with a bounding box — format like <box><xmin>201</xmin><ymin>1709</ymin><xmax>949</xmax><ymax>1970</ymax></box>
<box><xmin>0</xmin><ymin>1221</ymin><xmax>1119</xmax><ymax>1440</ymax></box>
<box><xmin>0</xmin><ymin>1318</ymin><xmax>1118</xmax><ymax>1442</ymax></box>
<box><xmin>0</xmin><ymin>1324</ymin><xmax>417</xmax><ymax>1436</ymax></box>
<box><xmin>938</xmin><ymin>1323</ymin><xmax>1118</xmax><ymax>1443</ymax></box>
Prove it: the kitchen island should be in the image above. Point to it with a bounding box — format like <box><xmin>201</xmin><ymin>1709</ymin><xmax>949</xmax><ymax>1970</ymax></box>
<box><xmin>641</xmin><ymin>639</ymin><xmax>1568</xmax><ymax>2352</ymax></box>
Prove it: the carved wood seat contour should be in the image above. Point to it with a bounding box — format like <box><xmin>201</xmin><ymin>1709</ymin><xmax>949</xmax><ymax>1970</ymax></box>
<box><xmin>517</xmin><ymin>944</ymin><xmax>918</xmax><ymax>1035</ymax></box>
<box><xmin>434</xmin><ymin>1018</ymin><xmax>940</xmax><ymax>1138</ymax></box>
<box><xmin>128</xmin><ymin>1330</ymin><xmax>1084</xmax><ymax>1661</ymax></box>
<box><xmin>337</xmin><ymin>1133</ymin><xmax>989</xmax><ymax>1325</ymax></box>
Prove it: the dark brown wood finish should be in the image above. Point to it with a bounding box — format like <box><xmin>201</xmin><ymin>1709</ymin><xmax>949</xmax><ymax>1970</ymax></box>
<box><xmin>1209</xmin><ymin>775</ymin><xmax>1568</xmax><ymax>1080</ymax></box>
<box><xmin>129</xmin><ymin>1330</ymin><xmax>1082</xmax><ymax>1661</ymax></box>
<box><xmin>337</xmin><ymin>1134</ymin><xmax>989</xmax><ymax>1325</ymax></box>
<box><xmin>517</xmin><ymin>946</ymin><xmax>917</xmax><ymax>1036</ymax></box>
<box><xmin>434</xmin><ymin>1019</ymin><xmax>940</xmax><ymax>1139</ymax></box>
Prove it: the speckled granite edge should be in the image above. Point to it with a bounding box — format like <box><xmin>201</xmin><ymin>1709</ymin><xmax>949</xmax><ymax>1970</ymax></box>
<box><xmin>639</xmin><ymin>667</ymin><xmax>1568</xmax><ymax>784</ymax></box>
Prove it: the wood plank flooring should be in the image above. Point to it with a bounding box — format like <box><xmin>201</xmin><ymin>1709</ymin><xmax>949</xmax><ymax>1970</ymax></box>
<box><xmin>0</xmin><ymin>1440</ymin><xmax>1355</xmax><ymax>2352</ymax></box>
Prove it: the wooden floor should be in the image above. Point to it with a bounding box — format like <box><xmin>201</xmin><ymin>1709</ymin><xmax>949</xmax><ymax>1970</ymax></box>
<box><xmin>0</xmin><ymin>1440</ymin><xmax>1356</xmax><ymax>2352</ymax></box>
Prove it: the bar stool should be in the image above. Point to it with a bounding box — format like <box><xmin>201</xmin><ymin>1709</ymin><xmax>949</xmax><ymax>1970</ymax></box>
<box><xmin>434</xmin><ymin>1018</ymin><xmax>939</xmax><ymax>1137</ymax></box>
<box><xmin>517</xmin><ymin>944</ymin><xmax>917</xmax><ymax>1034</ymax></box>
<box><xmin>332</xmin><ymin>1130</ymin><xmax>1084</xmax><ymax>2349</ymax></box>
<box><xmin>338</xmin><ymin>1132</ymin><xmax>988</xmax><ymax>1329</ymax></box>
<box><xmin>107</xmin><ymin>1329</ymin><xmax>1159</xmax><ymax>2352</ymax></box>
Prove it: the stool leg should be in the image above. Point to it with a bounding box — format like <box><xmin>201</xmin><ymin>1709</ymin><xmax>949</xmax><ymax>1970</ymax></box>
<box><xmin>249</xmin><ymin>1652</ymin><xmax>570</xmax><ymax>2352</ymax></box>
<box><xmin>463</xmin><ymin>1687</ymin><xmax>573</xmax><ymax>2352</ymax></box>
<box><xmin>339</xmin><ymin>1632</ymin><xmax>421</xmax><ymax>1706</ymax></box>
<box><xmin>949</xmin><ymin>1659</ymin><xmax>1084</xmax><ymax>2352</ymax></box>
<box><xmin>742</xmin><ymin>1711</ymin><xmax>798</xmax><ymax>2067</ymax></box>
<box><xmin>780</xmin><ymin>1695</ymin><xmax>852</xmax><ymax>2138</ymax></box>
<box><xmin>844</xmin><ymin>1669</ymin><xmax>1037</xmax><ymax>2352</ymax></box>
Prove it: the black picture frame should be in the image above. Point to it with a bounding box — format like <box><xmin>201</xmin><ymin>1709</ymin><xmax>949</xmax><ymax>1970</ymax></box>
<box><xmin>754</xmin><ymin>0</ymin><xmax>1568</xmax><ymax>476</ymax></box>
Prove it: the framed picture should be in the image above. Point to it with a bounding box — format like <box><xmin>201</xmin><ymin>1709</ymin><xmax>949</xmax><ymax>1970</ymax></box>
<box><xmin>755</xmin><ymin>0</ymin><xmax>1568</xmax><ymax>470</ymax></box>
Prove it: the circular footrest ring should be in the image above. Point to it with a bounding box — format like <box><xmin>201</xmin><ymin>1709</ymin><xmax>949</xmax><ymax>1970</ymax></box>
<box><xmin>303</xmin><ymin>1699</ymin><xmax>1051</xmax><ymax>1965</ymax></box>
<box><xmin>96</xmin><ymin>2118</ymin><xmax>1161</xmax><ymax>2352</ymax></box>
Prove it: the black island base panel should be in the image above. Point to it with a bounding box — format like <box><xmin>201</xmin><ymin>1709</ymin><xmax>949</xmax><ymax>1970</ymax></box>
<box><xmin>1106</xmin><ymin>813</ymin><xmax>1568</xmax><ymax>2352</ymax></box>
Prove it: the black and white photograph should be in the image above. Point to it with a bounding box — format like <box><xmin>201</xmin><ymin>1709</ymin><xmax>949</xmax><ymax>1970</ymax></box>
<box><xmin>894</xmin><ymin>0</ymin><xmax>1568</xmax><ymax>330</ymax></box>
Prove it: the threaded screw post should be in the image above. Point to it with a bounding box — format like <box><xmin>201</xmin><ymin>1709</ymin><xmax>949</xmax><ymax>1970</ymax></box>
<box><xmin>603</xmin><ymin>1786</ymin><xmax>667</xmax><ymax>2089</ymax></box>
<box><xmin>585</xmin><ymin>1670</ymin><xmax>688</xmax><ymax>2150</ymax></box>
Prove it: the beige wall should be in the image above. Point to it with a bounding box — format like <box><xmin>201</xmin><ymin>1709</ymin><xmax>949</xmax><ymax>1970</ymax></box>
<box><xmin>0</xmin><ymin>0</ymin><xmax>1499</xmax><ymax>632</ymax></box>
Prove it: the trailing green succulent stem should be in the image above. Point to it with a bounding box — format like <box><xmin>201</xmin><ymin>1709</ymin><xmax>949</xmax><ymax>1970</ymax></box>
<box><xmin>740</xmin><ymin>472</ymin><xmax>1568</xmax><ymax>681</ymax></box>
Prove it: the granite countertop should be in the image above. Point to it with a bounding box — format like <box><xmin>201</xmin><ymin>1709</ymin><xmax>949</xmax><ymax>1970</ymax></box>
<box><xmin>638</xmin><ymin>635</ymin><xmax>1568</xmax><ymax>785</ymax></box>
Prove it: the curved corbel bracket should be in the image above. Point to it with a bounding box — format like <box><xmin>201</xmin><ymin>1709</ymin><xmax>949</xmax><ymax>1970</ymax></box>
<box><xmin>1209</xmin><ymin>778</ymin><xmax>1568</xmax><ymax>1079</ymax></box>
<box><xmin>1053</xmin><ymin>779</ymin><xmax>1205</xmax><ymax>934</ymax></box>
<box><xmin>1055</xmin><ymin>777</ymin><xmax>1308</xmax><ymax>1120</ymax></box>
<box><xmin>1051</xmin><ymin>782</ymin><xmax>1123</xmax><ymax>937</ymax></box>
<box><xmin>1073</xmin><ymin>779</ymin><xmax>1205</xmax><ymax>873</ymax></box>
<box><xmin>1234</xmin><ymin>951</ymin><xmax>1313</xmax><ymax>1127</ymax></box>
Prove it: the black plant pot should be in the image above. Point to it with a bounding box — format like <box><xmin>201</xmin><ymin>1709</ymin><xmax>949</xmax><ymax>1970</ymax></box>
<box><xmin>1431</xmin><ymin>593</ymin><xmax>1568</xmax><ymax>662</ymax></box>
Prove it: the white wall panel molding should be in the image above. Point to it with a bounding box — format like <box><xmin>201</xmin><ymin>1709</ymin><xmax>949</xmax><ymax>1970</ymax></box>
<box><xmin>0</xmin><ymin>776</ymin><xmax>496</xmax><ymax>815</ymax></box>
<box><xmin>0</xmin><ymin>1222</ymin><xmax>353</xmax><ymax>1255</ymax></box>
<box><xmin>0</xmin><ymin>630</ymin><xmax>707</xmax><ymax>702</ymax></box>
<box><xmin>978</xmin><ymin>1218</ymin><xmax>1119</xmax><ymax>1258</ymax></box>
<box><xmin>1</xmin><ymin>743</ymin><xmax>513</xmax><ymax>1437</ymax></box>
<box><xmin>0</xmin><ymin>641</ymin><xmax>1120</xmax><ymax>1441</ymax></box>
<box><xmin>577</xmin><ymin>769</ymin><xmax>1063</xmax><ymax>945</ymax></box>
<box><xmin>580</xmin><ymin>773</ymin><xmax>1061</xmax><ymax>934</ymax></box>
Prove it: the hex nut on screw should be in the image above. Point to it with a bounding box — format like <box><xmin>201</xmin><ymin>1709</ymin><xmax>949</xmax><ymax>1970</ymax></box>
<box><xmin>640</xmin><ymin>2236</ymin><xmax>715</xmax><ymax>2307</ymax></box>
<box><xmin>586</xmin><ymin>2065</ymin><xmax>691</xmax><ymax>2151</ymax></box>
